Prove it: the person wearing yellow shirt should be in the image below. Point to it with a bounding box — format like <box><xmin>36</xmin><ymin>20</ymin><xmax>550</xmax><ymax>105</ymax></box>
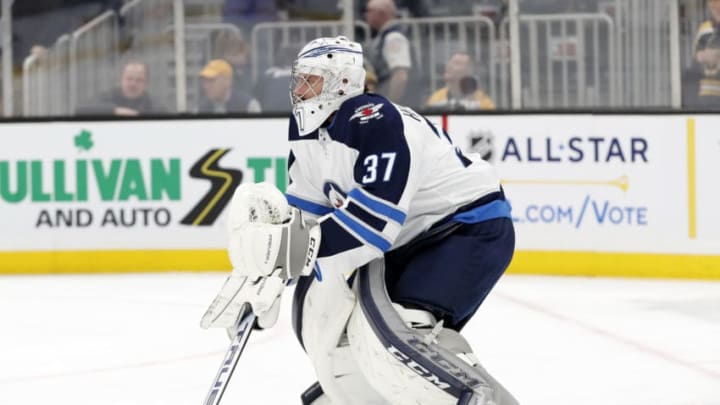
<box><xmin>425</xmin><ymin>51</ymin><xmax>495</xmax><ymax>110</ymax></box>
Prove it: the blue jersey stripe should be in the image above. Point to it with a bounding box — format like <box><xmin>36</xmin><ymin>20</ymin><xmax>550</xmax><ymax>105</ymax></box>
<box><xmin>348</xmin><ymin>188</ymin><xmax>406</xmax><ymax>225</ymax></box>
<box><xmin>286</xmin><ymin>194</ymin><xmax>333</xmax><ymax>216</ymax></box>
<box><xmin>452</xmin><ymin>199</ymin><xmax>512</xmax><ymax>223</ymax></box>
<box><xmin>334</xmin><ymin>210</ymin><xmax>392</xmax><ymax>252</ymax></box>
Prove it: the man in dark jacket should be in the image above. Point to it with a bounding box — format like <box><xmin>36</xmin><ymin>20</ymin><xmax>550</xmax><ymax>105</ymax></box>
<box><xmin>76</xmin><ymin>60</ymin><xmax>164</xmax><ymax>116</ymax></box>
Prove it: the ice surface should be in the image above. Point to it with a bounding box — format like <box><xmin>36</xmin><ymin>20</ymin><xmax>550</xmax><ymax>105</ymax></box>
<box><xmin>1</xmin><ymin>273</ymin><xmax>718</xmax><ymax>405</ymax></box>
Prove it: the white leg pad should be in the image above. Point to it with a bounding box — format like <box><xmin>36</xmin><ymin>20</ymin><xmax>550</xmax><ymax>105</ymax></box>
<box><xmin>299</xmin><ymin>270</ymin><xmax>388</xmax><ymax>405</ymax></box>
<box><xmin>347</xmin><ymin>302</ymin><xmax>460</xmax><ymax>405</ymax></box>
<box><xmin>300</xmin><ymin>260</ymin><xmax>519</xmax><ymax>405</ymax></box>
<box><xmin>344</xmin><ymin>260</ymin><xmax>521</xmax><ymax>405</ymax></box>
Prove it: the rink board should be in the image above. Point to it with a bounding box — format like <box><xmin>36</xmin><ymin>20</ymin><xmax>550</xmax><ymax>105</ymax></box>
<box><xmin>0</xmin><ymin>115</ymin><xmax>718</xmax><ymax>278</ymax></box>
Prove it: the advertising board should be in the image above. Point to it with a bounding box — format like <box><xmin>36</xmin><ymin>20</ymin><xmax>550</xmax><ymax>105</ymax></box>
<box><xmin>1</xmin><ymin>115</ymin><xmax>717</xmax><ymax>277</ymax></box>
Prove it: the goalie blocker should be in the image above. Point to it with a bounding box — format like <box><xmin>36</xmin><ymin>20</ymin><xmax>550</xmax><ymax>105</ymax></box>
<box><xmin>201</xmin><ymin>182</ymin><xmax>321</xmax><ymax>332</ymax></box>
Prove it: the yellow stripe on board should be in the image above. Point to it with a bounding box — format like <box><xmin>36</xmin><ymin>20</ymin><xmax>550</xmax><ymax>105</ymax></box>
<box><xmin>502</xmin><ymin>175</ymin><xmax>629</xmax><ymax>192</ymax></box>
<box><xmin>1</xmin><ymin>250</ymin><xmax>720</xmax><ymax>279</ymax></box>
<box><xmin>509</xmin><ymin>251</ymin><xmax>720</xmax><ymax>279</ymax></box>
<box><xmin>686</xmin><ymin>118</ymin><xmax>697</xmax><ymax>239</ymax></box>
<box><xmin>0</xmin><ymin>250</ymin><xmax>231</xmax><ymax>274</ymax></box>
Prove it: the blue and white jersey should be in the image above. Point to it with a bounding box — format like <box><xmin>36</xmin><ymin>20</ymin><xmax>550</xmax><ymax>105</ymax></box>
<box><xmin>287</xmin><ymin>93</ymin><xmax>505</xmax><ymax>275</ymax></box>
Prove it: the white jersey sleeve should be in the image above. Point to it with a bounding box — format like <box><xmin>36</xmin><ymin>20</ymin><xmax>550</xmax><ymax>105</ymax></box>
<box><xmin>286</xmin><ymin>149</ymin><xmax>333</xmax><ymax>221</ymax></box>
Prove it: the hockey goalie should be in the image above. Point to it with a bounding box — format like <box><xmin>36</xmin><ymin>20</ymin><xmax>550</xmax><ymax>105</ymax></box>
<box><xmin>201</xmin><ymin>35</ymin><xmax>520</xmax><ymax>405</ymax></box>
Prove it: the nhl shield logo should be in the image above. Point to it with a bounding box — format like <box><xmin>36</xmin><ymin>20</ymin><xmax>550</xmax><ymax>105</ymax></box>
<box><xmin>467</xmin><ymin>129</ymin><xmax>494</xmax><ymax>162</ymax></box>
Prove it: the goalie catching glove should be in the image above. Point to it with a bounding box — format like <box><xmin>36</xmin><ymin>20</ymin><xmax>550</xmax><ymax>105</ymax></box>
<box><xmin>201</xmin><ymin>182</ymin><xmax>321</xmax><ymax>331</ymax></box>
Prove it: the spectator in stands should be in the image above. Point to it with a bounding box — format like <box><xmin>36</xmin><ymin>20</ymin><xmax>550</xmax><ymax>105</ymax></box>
<box><xmin>425</xmin><ymin>51</ymin><xmax>495</xmax><ymax>111</ymax></box>
<box><xmin>364</xmin><ymin>0</ymin><xmax>415</xmax><ymax>104</ymax></box>
<box><xmin>683</xmin><ymin>0</ymin><xmax>720</xmax><ymax>109</ymax></box>
<box><xmin>213</xmin><ymin>30</ymin><xmax>254</xmax><ymax>96</ymax></box>
<box><xmin>253</xmin><ymin>46</ymin><xmax>296</xmax><ymax>113</ymax></box>
<box><xmin>354</xmin><ymin>0</ymin><xmax>431</xmax><ymax>43</ymax></box>
<box><xmin>76</xmin><ymin>60</ymin><xmax>164</xmax><ymax>116</ymax></box>
<box><xmin>198</xmin><ymin>59</ymin><xmax>261</xmax><ymax>114</ymax></box>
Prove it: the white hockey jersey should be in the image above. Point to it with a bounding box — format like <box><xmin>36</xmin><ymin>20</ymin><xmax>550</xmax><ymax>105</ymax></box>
<box><xmin>286</xmin><ymin>93</ymin><xmax>507</xmax><ymax>276</ymax></box>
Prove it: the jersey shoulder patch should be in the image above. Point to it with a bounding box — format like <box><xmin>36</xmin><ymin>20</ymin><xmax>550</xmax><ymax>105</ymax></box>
<box><xmin>348</xmin><ymin>102</ymin><xmax>385</xmax><ymax>124</ymax></box>
<box><xmin>336</xmin><ymin>94</ymin><xmax>398</xmax><ymax>127</ymax></box>
<box><xmin>329</xmin><ymin>94</ymin><xmax>404</xmax><ymax>149</ymax></box>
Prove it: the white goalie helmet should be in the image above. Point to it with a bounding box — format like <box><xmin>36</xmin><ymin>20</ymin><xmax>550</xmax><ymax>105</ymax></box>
<box><xmin>290</xmin><ymin>36</ymin><xmax>366</xmax><ymax>135</ymax></box>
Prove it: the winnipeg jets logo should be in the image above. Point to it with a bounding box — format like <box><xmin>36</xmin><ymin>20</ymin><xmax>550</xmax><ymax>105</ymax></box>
<box><xmin>323</xmin><ymin>182</ymin><xmax>346</xmax><ymax>208</ymax></box>
<box><xmin>349</xmin><ymin>103</ymin><xmax>384</xmax><ymax>124</ymax></box>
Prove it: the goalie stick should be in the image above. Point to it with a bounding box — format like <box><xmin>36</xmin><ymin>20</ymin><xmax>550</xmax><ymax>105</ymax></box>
<box><xmin>203</xmin><ymin>310</ymin><xmax>257</xmax><ymax>405</ymax></box>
